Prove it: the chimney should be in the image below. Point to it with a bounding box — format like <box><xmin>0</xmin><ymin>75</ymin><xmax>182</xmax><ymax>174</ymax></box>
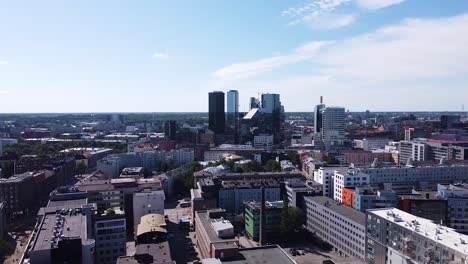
<box><xmin>259</xmin><ymin>187</ymin><xmax>265</xmax><ymax>246</ymax></box>
<box><xmin>320</xmin><ymin>96</ymin><xmax>323</xmax><ymax>104</ymax></box>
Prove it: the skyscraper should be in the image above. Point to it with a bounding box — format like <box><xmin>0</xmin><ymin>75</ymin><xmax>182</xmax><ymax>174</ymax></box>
<box><xmin>226</xmin><ymin>90</ymin><xmax>239</xmax><ymax>114</ymax></box>
<box><xmin>208</xmin><ymin>91</ymin><xmax>225</xmax><ymax>134</ymax></box>
<box><xmin>249</xmin><ymin>97</ymin><xmax>260</xmax><ymax>109</ymax></box>
<box><xmin>314</xmin><ymin>97</ymin><xmax>325</xmax><ymax>134</ymax></box>
<box><xmin>164</xmin><ymin>120</ymin><xmax>177</xmax><ymax>140</ymax></box>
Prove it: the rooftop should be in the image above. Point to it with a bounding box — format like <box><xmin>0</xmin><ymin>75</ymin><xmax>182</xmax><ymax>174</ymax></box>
<box><xmin>135</xmin><ymin>242</ymin><xmax>172</xmax><ymax>264</ymax></box>
<box><xmin>136</xmin><ymin>214</ymin><xmax>167</xmax><ymax>237</ymax></box>
<box><xmin>369</xmin><ymin>208</ymin><xmax>468</xmax><ymax>254</ymax></box>
<box><xmin>305</xmin><ymin>196</ymin><xmax>366</xmax><ymax>225</ymax></box>
<box><xmin>221</xmin><ymin>246</ymin><xmax>296</xmax><ymax>264</ymax></box>
<box><xmin>244</xmin><ymin>200</ymin><xmax>284</xmax><ymax>210</ymax></box>
<box><xmin>220</xmin><ymin>179</ymin><xmax>280</xmax><ymax>189</ymax></box>
<box><xmin>196</xmin><ymin>210</ymin><xmax>237</xmax><ymax>244</ymax></box>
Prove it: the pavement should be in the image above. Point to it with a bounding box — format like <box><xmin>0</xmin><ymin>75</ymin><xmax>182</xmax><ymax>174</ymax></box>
<box><xmin>166</xmin><ymin>199</ymin><xmax>201</xmax><ymax>264</ymax></box>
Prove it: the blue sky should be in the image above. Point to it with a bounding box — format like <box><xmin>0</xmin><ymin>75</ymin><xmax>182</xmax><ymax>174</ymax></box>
<box><xmin>1</xmin><ymin>0</ymin><xmax>468</xmax><ymax>113</ymax></box>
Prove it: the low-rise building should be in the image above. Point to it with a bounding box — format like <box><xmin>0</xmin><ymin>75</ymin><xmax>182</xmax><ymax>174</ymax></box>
<box><xmin>95</xmin><ymin>208</ymin><xmax>127</xmax><ymax>264</ymax></box>
<box><xmin>133</xmin><ymin>190</ymin><xmax>165</xmax><ymax>230</ymax></box>
<box><xmin>136</xmin><ymin>214</ymin><xmax>167</xmax><ymax>244</ymax></box>
<box><xmin>285</xmin><ymin>180</ymin><xmax>322</xmax><ymax>209</ymax></box>
<box><xmin>195</xmin><ymin>209</ymin><xmax>238</xmax><ymax>259</ymax></box>
<box><xmin>0</xmin><ymin>172</ymin><xmax>35</xmax><ymax>219</ymax></box>
<box><xmin>305</xmin><ymin>196</ymin><xmax>366</xmax><ymax>260</ymax></box>
<box><xmin>438</xmin><ymin>183</ymin><xmax>468</xmax><ymax>232</ymax></box>
<box><xmin>398</xmin><ymin>191</ymin><xmax>447</xmax><ymax>224</ymax></box>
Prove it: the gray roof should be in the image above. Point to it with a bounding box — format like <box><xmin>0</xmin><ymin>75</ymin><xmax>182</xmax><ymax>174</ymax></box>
<box><xmin>305</xmin><ymin>196</ymin><xmax>366</xmax><ymax>225</ymax></box>
<box><xmin>222</xmin><ymin>246</ymin><xmax>296</xmax><ymax>264</ymax></box>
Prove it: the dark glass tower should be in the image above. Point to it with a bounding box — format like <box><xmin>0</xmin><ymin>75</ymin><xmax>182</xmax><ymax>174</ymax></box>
<box><xmin>208</xmin><ymin>91</ymin><xmax>225</xmax><ymax>133</ymax></box>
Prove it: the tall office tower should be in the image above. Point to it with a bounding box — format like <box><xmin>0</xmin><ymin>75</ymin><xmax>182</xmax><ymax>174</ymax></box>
<box><xmin>227</xmin><ymin>90</ymin><xmax>239</xmax><ymax>114</ymax></box>
<box><xmin>314</xmin><ymin>96</ymin><xmax>325</xmax><ymax>134</ymax></box>
<box><xmin>260</xmin><ymin>93</ymin><xmax>281</xmax><ymax>114</ymax></box>
<box><xmin>164</xmin><ymin>120</ymin><xmax>177</xmax><ymax>140</ymax></box>
<box><xmin>249</xmin><ymin>97</ymin><xmax>260</xmax><ymax>109</ymax></box>
<box><xmin>321</xmin><ymin>106</ymin><xmax>346</xmax><ymax>149</ymax></box>
<box><xmin>208</xmin><ymin>91</ymin><xmax>225</xmax><ymax>134</ymax></box>
<box><xmin>226</xmin><ymin>90</ymin><xmax>239</xmax><ymax>142</ymax></box>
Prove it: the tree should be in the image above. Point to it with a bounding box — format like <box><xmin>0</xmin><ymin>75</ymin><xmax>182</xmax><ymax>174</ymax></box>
<box><xmin>243</xmin><ymin>161</ymin><xmax>263</xmax><ymax>173</ymax></box>
<box><xmin>76</xmin><ymin>162</ymin><xmax>87</xmax><ymax>176</ymax></box>
<box><xmin>0</xmin><ymin>160</ymin><xmax>15</xmax><ymax>178</ymax></box>
<box><xmin>104</xmin><ymin>208</ymin><xmax>116</xmax><ymax>216</ymax></box>
<box><xmin>287</xmin><ymin>151</ymin><xmax>300</xmax><ymax>166</ymax></box>
<box><xmin>0</xmin><ymin>240</ymin><xmax>11</xmax><ymax>256</ymax></box>
<box><xmin>280</xmin><ymin>195</ymin><xmax>291</xmax><ymax>237</ymax></box>
<box><xmin>280</xmin><ymin>195</ymin><xmax>305</xmax><ymax>241</ymax></box>
<box><xmin>264</xmin><ymin>160</ymin><xmax>281</xmax><ymax>172</ymax></box>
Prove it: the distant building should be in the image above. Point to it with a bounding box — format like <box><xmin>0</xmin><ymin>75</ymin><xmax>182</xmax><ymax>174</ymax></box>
<box><xmin>367</xmin><ymin>208</ymin><xmax>468</xmax><ymax>264</ymax></box>
<box><xmin>0</xmin><ymin>172</ymin><xmax>35</xmax><ymax>219</ymax></box>
<box><xmin>341</xmin><ymin>186</ymin><xmax>397</xmax><ymax>213</ymax></box>
<box><xmin>353</xmin><ymin>138</ymin><xmax>391</xmax><ymax>151</ymax></box>
<box><xmin>438</xmin><ymin>183</ymin><xmax>468</xmax><ymax>233</ymax></box>
<box><xmin>209</xmin><ymin>91</ymin><xmax>226</xmax><ymax>134</ymax></box>
<box><xmin>120</xmin><ymin>167</ymin><xmax>144</xmax><ymax>178</ymax></box>
<box><xmin>253</xmin><ymin>134</ymin><xmax>274</xmax><ymax>150</ymax></box>
<box><xmin>321</xmin><ymin>107</ymin><xmax>346</xmax><ymax>150</ymax></box>
<box><xmin>164</xmin><ymin>120</ymin><xmax>177</xmax><ymax>140</ymax></box>
<box><xmin>305</xmin><ymin>196</ymin><xmax>366</xmax><ymax>260</ymax></box>
<box><xmin>244</xmin><ymin>200</ymin><xmax>283</xmax><ymax>242</ymax></box>
<box><xmin>441</xmin><ymin>114</ymin><xmax>461</xmax><ymax>130</ymax></box>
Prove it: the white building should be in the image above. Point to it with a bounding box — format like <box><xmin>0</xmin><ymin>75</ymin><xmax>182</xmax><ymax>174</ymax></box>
<box><xmin>367</xmin><ymin>208</ymin><xmax>468</xmax><ymax>264</ymax></box>
<box><xmin>353</xmin><ymin>138</ymin><xmax>391</xmax><ymax>151</ymax></box>
<box><xmin>253</xmin><ymin>134</ymin><xmax>274</xmax><ymax>150</ymax></box>
<box><xmin>133</xmin><ymin>190</ymin><xmax>165</xmax><ymax>230</ymax></box>
<box><xmin>333</xmin><ymin>170</ymin><xmax>370</xmax><ymax>202</ymax></box>
<box><xmin>305</xmin><ymin>196</ymin><xmax>366</xmax><ymax>260</ymax></box>
<box><xmin>314</xmin><ymin>167</ymin><xmax>347</xmax><ymax>198</ymax></box>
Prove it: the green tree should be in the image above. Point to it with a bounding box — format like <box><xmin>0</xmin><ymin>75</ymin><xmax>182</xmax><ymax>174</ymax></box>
<box><xmin>280</xmin><ymin>195</ymin><xmax>305</xmax><ymax>241</ymax></box>
<box><xmin>76</xmin><ymin>162</ymin><xmax>87</xmax><ymax>176</ymax></box>
<box><xmin>280</xmin><ymin>195</ymin><xmax>291</xmax><ymax>237</ymax></box>
<box><xmin>287</xmin><ymin>151</ymin><xmax>300</xmax><ymax>166</ymax></box>
<box><xmin>0</xmin><ymin>239</ymin><xmax>11</xmax><ymax>256</ymax></box>
<box><xmin>0</xmin><ymin>160</ymin><xmax>15</xmax><ymax>178</ymax></box>
<box><xmin>264</xmin><ymin>160</ymin><xmax>281</xmax><ymax>172</ymax></box>
<box><xmin>244</xmin><ymin>161</ymin><xmax>263</xmax><ymax>173</ymax></box>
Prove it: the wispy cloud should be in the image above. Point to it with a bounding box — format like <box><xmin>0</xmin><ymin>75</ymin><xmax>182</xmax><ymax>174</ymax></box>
<box><xmin>282</xmin><ymin>0</ymin><xmax>355</xmax><ymax>29</ymax></box>
<box><xmin>213</xmin><ymin>14</ymin><xmax>468</xmax><ymax>110</ymax></box>
<box><xmin>0</xmin><ymin>90</ymin><xmax>9</xmax><ymax>94</ymax></box>
<box><xmin>152</xmin><ymin>53</ymin><xmax>168</xmax><ymax>59</ymax></box>
<box><xmin>211</xmin><ymin>41</ymin><xmax>333</xmax><ymax>81</ymax></box>
<box><xmin>0</xmin><ymin>60</ymin><xmax>7</xmax><ymax>65</ymax></box>
<box><xmin>357</xmin><ymin>0</ymin><xmax>406</xmax><ymax>10</ymax></box>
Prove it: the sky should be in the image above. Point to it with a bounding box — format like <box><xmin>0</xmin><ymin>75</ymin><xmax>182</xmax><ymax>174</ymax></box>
<box><xmin>1</xmin><ymin>0</ymin><xmax>468</xmax><ymax>113</ymax></box>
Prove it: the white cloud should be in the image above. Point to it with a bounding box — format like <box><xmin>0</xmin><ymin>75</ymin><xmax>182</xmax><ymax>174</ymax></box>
<box><xmin>283</xmin><ymin>0</ymin><xmax>354</xmax><ymax>29</ymax></box>
<box><xmin>152</xmin><ymin>53</ymin><xmax>168</xmax><ymax>59</ymax></box>
<box><xmin>213</xmin><ymin>14</ymin><xmax>468</xmax><ymax>111</ymax></box>
<box><xmin>0</xmin><ymin>60</ymin><xmax>7</xmax><ymax>65</ymax></box>
<box><xmin>357</xmin><ymin>0</ymin><xmax>406</xmax><ymax>10</ymax></box>
<box><xmin>211</xmin><ymin>41</ymin><xmax>333</xmax><ymax>81</ymax></box>
<box><xmin>0</xmin><ymin>90</ymin><xmax>9</xmax><ymax>94</ymax></box>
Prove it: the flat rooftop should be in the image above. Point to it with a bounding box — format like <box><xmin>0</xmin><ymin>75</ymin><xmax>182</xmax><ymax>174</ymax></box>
<box><xmin>135</xmin><ymin>242</ymin><xmax>172</xmax><ymax>263</ymax></box>
<box><xmin>222</xmin><ymin>246</ymin><xmax>296</xmax><ymax>264</ymax></box>
<box><xmin>31</xmin><ymin>208</ymin><xmax>89</xmax><ymax>252</ymax></box>
<box><xmin>369</xmin><ymin>208</ymin><xmax>468</xmax><ymax>254</ymax></box>
<box><xmin>305</xmin><ymin>196</ymin><xmax>366</xmax><ymax>225</ymax></box>
<box><xmin>196</xmin><ymin>211</ymin><xmax>236</xmax><ymax>244</ymax></box>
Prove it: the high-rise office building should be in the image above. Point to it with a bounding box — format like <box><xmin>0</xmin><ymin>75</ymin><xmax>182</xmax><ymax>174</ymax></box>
<box><xmin>249</xmin><ymin>97</ymin><xmax>260</xmax><ymax>109</ymax></box>
<box><xmin>321</xmin><ymin>106</ymin><xmax>346</xmax><ymax>149</ymax></box>
<box><xmin>164</xmin><ymin>120</ymin><xmax>177</xmax><ymax>140</ymax></box>
<box><xmin>208</xmin><ymin>91</ymin><xmax>225</xmax><ymax>134</ymax></box>
<box><xmin>441</xmin><ymin>114</ymin><xmax>461</xmax><ymax>129</ymax></box>
<box><xmin>226</xmin><ymin>90</ymin><xmax>239</xmax><ymax>114</ymax></box>
<box><xmin>314</xmin><ymin>96</ymin><xmax>325</xmax><ymax>134</ymax></box>
<box><xmin>260</xmin><ymin>93</ymin><xmax>281</xmax><ymax>114</ymax></box>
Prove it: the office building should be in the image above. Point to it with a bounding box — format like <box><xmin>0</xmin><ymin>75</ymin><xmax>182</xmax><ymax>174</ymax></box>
<box><xmin>253</xmin><ymin>134</ymin><xmax>274</xmax><ymax>150</ymax></box>
<box><xmin>333</xmin><ymin>169</ymin><xmax>370</xmax><ymax>202</ymax></box>
<box><xmin>441</xmin><ymin>115</ymin><xmax>461</xmax><ymax>130</ymax></box>
<box><xmin>29</xmin><ymin>206</ymin><xmax>96</xmax><ymax>264</ymax></box>
<box><xmin>305</xmin><ymin>196</ymin><xmax>366</xmax><ymax>260</ymax></box>
<box><xmin>218</xmin><ymin>179</ymin><xmax>281</xmax><ymax>215</ymax></box>
<box><xmin>195</xmin><ymin>209</ymin><xmax>238</xmax><ymax>259</ymax></box>
<box><xmin>244</xmin><ymin>200</ymin><xmax>283</xmax><ymax>241</ymax></box>
<box><xmin>0</xmin><ymin>202</ymin><xmax>5</xmax><ymax>239</ymax></box>
<box><xmin>353</xmin><ymin>138</ymin><xmax>391</xmax><ymax>151</ymax></box>
<box><xmin>249</xmin><ymin>97</ymin><xmax>260</xmax><ymax>109</ymax></box>
<box><xmin>285</xmin><ymin>180</ymin><xmax>323</xmax><ymax>209</ymax></box>
<box><xmin>321</xmin><ymin>107</ymin><xmax>346</xmax><ymax>149</ymax></box>
<box><xmin>0</xmin><ymin>172</ymin><xmax>35</xmax><ymax>219</ymax></box>
<box><xmin>226</xmin><ymin>90</ymin><xmax>240</xmax><ymax>142</ymax></box>
<box><xmin>398</xmin><ymin>191</ymin><xmax>447</xmax><ymax>224</ymax></box>
<box><xmin>341</xmin><ymin>186</ymin><xmax>397</xmax><ymax>213</ymax></box>
<box><xmin>209</xmin><ymin>91</ymin><xmax>226</xmax><ymax>134</ymax></box>
<box><xmin>95</xmin><ymin>208</ymin><xmax>127</xmax><ymax>264</ymax></box>
<box><xmin>314</xmin><ymin>96</ymin><xmax>325</xmax><ymax>134</ymax></box>
<box><xmin>366</xmin><ymin>208</ymin><xmax>468</xmax><ymax>264</ymax></box>
<box><xmin>438</xmin><ymin>183</ymin><xmax>468</xmax><ymax>233</ymax></box>
<box><xmin>226</xmin><ymin>90</ymin><xmax>239</xmax><ymax>114</ymax></box>
<box><xmin>164</xmin><ymin>120</ymin><xmax>177</xmax><ymax>140</ymax></box>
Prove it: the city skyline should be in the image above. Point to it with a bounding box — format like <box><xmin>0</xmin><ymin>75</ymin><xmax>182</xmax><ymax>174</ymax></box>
<box><xmin>1</xmin><ymin>0</ymin><xmax>468</xmax><ymax>113</ymax></box>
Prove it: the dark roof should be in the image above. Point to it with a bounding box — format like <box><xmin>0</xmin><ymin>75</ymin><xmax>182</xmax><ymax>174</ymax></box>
<box><xmin>305</xmin><ymin>196</ymin><xmax>366</xmax><ymax>225</ymax></box>
<box><xmin>135</xmin><ymin>242</ymin><xmax>172</xmax><ymax>263</ymax></box>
